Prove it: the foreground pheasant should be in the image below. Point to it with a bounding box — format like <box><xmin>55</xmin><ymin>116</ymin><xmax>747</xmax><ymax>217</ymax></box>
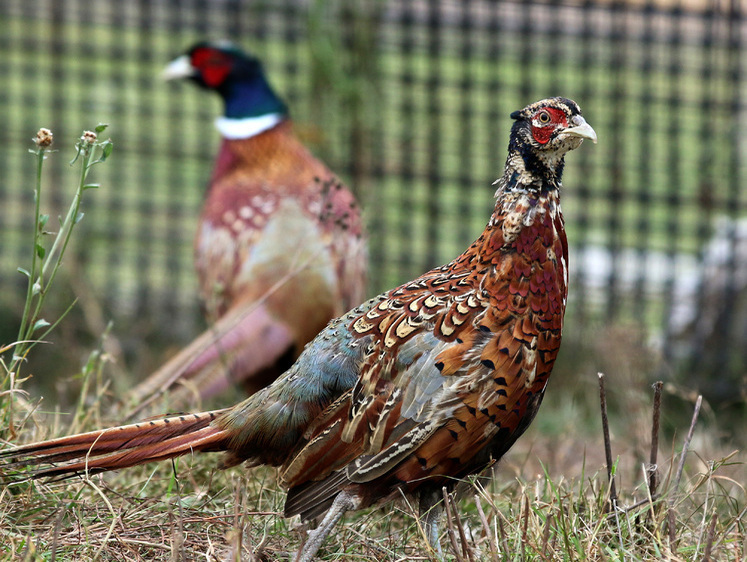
<box><xmin>1</xmin><ymin>98</ymin><xmax>595</xmax><ymax>560</ymax></box>
<box><xmin>128</xmin><ymin>41</ymin><xmax>367</xmax><ymax>413</ymax></box>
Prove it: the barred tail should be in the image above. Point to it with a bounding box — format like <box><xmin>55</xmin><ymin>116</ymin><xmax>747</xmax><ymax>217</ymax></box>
<box><xmin>0</xmin><ymin>410</ymin><xmax>231</xmax><ymax>480</ymax></box>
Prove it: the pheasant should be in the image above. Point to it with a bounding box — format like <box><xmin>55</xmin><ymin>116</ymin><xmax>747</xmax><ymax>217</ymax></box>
<box><xmin>127</xmin><ymin>41</ymin><xmax>367</xmax><ymax>414</ymax></box>
<box><xmin>1</xmin><ymin>98</ymin><xmax>595</xmax><ymax>560</ymax></box>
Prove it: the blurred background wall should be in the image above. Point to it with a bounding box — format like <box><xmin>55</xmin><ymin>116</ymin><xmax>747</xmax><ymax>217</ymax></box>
<box><xmin>0</xmin><ymin>0</ymin><xmax>744</xmax><ymax>412</ymax></box>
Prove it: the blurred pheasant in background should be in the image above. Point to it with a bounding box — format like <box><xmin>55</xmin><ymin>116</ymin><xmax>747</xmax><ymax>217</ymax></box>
<box><xmin>2</xmin><ymin>98</ymin><xmax>595</xmax><ymax>560</ymax></box>
<box><xmin>127</xmin><ymin>41</ymin><xmax>367</xmax><ymax>415</ymax></box>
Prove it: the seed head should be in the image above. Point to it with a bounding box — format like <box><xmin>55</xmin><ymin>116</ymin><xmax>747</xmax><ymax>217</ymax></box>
<box><xmin>81</xmin><ymin>130</ymin><xmax>97</xmax><ymax>145</ymax></box>
<box><xmin>34</xmin><ymin>128</ymin><xmax>53</xmax><ymax>148</ymax></box>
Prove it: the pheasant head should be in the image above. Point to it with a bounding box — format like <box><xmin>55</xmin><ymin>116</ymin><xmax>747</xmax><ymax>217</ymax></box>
<box><xmin>163</xmin><ymin>40</ymin><xmax>287</xmax><ymax>121</ymax></box>
<box><xmin>500</xmin><ymin>97</ymin><xmax>597</xmax><ymax>195</ymax></box>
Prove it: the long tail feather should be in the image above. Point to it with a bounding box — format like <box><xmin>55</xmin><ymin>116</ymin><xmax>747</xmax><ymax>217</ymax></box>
<box><xmin>127</xmin><ymin>302</ymin><xmax>295</xmax><ymax>417</ymax></box>
<box><xmin>0</xmin><ymin>410</ymin><xmax>231</xmax><ymax>480</ymax></box>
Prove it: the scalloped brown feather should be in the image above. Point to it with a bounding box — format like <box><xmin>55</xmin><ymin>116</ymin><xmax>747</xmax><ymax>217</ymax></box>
<box><xmin>279</xmin><ymin>98</ymin><xmax>591</xmax><ymax>525</ymax></box>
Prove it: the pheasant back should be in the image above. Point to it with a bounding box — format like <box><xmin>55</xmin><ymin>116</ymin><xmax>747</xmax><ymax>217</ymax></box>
<box><xmin>279</xmin><ymin>165</ymin><xmax>569</xmax><ymax>519</ymax></box>
<box><xmin>196</xmin><ymin>122</ymin><xmax>365</xmax><ymax>337</ymax></box>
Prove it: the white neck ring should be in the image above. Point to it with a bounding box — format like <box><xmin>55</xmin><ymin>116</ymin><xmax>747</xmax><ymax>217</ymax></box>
<box><xmin>214</xmin><ymin>113</ymin><xmax>284</xmax><ymax>139</ymax></box>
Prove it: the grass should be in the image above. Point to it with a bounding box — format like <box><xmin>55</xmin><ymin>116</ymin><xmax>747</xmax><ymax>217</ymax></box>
<box><xmin>1</xmin><ymin>375</ymin><xmax>745</xmax><ymax>561</ymax></box>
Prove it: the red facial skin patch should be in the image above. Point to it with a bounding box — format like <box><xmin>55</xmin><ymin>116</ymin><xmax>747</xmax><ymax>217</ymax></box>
<box><xmin>191</xmin><ymin>48</ymin><xmax>233</xmax><ymax>88</ymax></box>
<box><xmin>531</xmin><ymin>107</ymin><xmax>568</xmax><ymax>145</ymax></box>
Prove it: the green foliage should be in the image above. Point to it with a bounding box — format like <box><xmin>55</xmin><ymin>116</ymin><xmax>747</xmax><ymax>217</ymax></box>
<box><xmin>1</xmin><ymin>126</ymin><xmax>113</xmax><ymax>438</ymax></box>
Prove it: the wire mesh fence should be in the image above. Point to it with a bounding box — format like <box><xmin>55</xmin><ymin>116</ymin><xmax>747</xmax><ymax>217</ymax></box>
<box><xmin>0</xmin><ymin>0</ymin><xmax>744</xmax><ymax>403</ymax></box>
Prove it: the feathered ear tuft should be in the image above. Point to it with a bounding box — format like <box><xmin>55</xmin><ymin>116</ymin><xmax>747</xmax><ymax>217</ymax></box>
<box><xmin>510</xmin><ymin>110</ymin><xmax>522</xmax><ymax>120</ymax></box>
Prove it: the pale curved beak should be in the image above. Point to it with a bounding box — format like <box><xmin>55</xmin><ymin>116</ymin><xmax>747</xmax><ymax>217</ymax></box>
<box><xmin>564</xmin><ymin>115</ymin><xmax>597</xmax><ymax>144</ymax></box>
<box><xmin>161</xmin><ymin>55</ymin><xmax>195</xmax><ymax>81</ymax></box>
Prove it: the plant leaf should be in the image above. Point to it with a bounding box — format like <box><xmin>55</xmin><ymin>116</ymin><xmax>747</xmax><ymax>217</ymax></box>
<box><xmin>33</xmin><ymin>319</ymin><xmax>51</xmax><ymax>332</ymax></box>
<box><xmin>35</xmin><ymin>243</ymin><xmax>46</xmax><ymax>259</ymax></box>
<box><xmin>94</xmin><ymin>123</ymin><xmax>109</xmax><ymax>133</ymax></box>
<box><xmin>93</xmin><ymin>141</ymin><xmax>113</xmax><ymax>164</ymax></box>
<box><xmin>17</xmin><ymin>267</ymin><xmax>30</xmax><ymax>277</ymax></box>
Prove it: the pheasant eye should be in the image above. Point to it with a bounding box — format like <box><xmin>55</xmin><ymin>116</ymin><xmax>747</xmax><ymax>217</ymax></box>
<box><xmin>537</xmin><ymin>110</ymin><xmax>552</xmax><ymax>124</ymax></box>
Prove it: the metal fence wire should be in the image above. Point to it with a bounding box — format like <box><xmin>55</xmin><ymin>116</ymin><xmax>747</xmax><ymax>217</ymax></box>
<box><xmin>0</xmin><ymin>0</ymin><xmax>744</xmax><ymax>404</ymax></box>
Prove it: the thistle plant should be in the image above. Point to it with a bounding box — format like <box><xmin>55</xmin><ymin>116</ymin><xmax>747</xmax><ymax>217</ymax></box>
<box><xmin>1</xmin><ymin>125</ymin><xmax>113</xmax><ymax>435</ymax></box>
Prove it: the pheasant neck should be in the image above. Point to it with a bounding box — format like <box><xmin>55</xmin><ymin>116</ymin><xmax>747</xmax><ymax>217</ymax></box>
<box><xmin>490</xmin><ymin>146</ymin><xmax>565</xmax><ymax>217</ymax></box>
<box><xmin>473</xmin><ymin>151</ymin><xmax>567</xmax><ymax>273</ymax></box>
<box><xmin>214</xmin><ymin>113</ymin><xmax>285</xmax><ymax>140</ymax></box>
<box><xmin>221</xmin><ymin>76</ymin><xmax>288</xmax><ymax>120</ymax></box>
<box><xmin>496</xmin><ymin>149</ymin><xmax>563</xmax><ymax>198</ymax></box>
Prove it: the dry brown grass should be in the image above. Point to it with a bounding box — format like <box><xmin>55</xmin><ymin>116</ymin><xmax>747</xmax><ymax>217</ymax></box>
<box><xmin>2</xmin><ymin>367</ymin><xmax>744</xmax><ymax>561</ymax></box>
<box><xmin>2</xmin><ymin>293</ymin><xmax>744</xmax><ymax>561</ymax></box>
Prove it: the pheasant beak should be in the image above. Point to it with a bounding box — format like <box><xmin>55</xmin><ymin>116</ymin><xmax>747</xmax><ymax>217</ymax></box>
<box><xmin>161</xmin><ymin>55</ymin><xmax>196</xmax><ymax>81</ymax></box>
<box><xmin>563</xmin><ymin>115</ymin><xmax>597</xmax><ymax>144</ymax></box>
